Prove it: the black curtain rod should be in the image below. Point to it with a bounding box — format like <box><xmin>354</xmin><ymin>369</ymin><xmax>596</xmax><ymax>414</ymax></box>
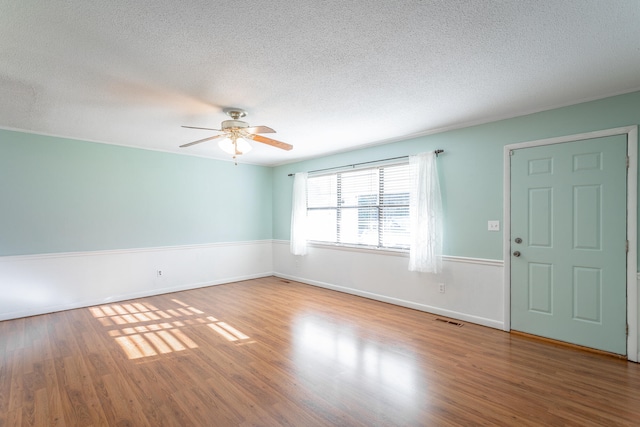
<box><xmin>287</xmin><ymin>149</ymin><xmax>444</xmax><ymax>176</ymax></box>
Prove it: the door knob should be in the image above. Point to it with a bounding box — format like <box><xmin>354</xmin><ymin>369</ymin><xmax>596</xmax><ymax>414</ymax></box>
<box><xmin>513</xmin><ymin>251</ymin><xmax>521</xmax><ymax>257</ymax></box>
<box><xmin>514</xmin><ymin>237</ymin><xmax>522</xmax><ymax>244</ymax></box>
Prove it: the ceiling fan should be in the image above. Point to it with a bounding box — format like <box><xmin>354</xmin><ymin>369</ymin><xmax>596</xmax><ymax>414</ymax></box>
<box><xmin>180</xmin><ymin>108</ymin><xmax>293</xmax><ymax>159</ymax></box>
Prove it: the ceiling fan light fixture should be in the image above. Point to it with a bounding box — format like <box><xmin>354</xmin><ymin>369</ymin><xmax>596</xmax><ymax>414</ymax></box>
<box><xmin>218</xmin><ymin>136</ymin><xmax>253</xmax><ymax>155</ymax></box>
<box><xmin>180</xmin><ymin>108</ymin><xmax>292</xmax><ymax>154</ymax></box>
<box><xmin>235</xmin><ymin>137</ymin><xmax>253</xmax><ymax>154</ymax></box>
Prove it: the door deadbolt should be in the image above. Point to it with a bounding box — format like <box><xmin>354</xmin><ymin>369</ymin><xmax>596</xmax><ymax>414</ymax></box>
<box><xmin>513</xmin><ymin>251</ymin><xmax>521</xmax><ymax>257</ymax></box>
<box><xmin>514</xmin><ymin>237</ymin><xmax>522</xmax><ymax>244</ymax></box>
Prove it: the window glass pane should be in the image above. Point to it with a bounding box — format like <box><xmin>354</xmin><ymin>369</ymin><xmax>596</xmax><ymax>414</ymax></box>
<box><xmin>307</xmin><ymin>209</ymin><xmax>336</xmax><ymax>242</ymax></box>
<box><xmin>339</xmin><ymin>206</ymin><xmax>378</xmax><ymax>246</ymax></box>
<box><xmin>308</xmin><ymin>175</ymin><xmax>337</xmax><ymax>208</ymax></box>
<box><xmin>381</xmin><ymin>205</ymin><xmax>410</xmax><ymax>248</ymax></box>
<box><xmin>340</xmin><ymin>169</ymin><xmax>378</xmax><ymax>208</ymax></box>
<box><xmin>381</xmin><ymin>164</ymin><xmax>410</xmax><ymax>205</ymax></box>
<box><xmin>357</xmin><ymin>195</ymin><xmax>378</xmax><ymax>245</ymax></box>
<box><xmin>380</xmin><ymin>164</ymin><xmax>410</xmax><ymax>248</ymax></box>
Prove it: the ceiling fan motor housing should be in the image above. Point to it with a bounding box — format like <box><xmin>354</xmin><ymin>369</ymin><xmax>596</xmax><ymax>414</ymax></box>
<box><xmin>221</xmin><ymin>120</ymin><xmax>249</xmax><ymax>130</ymax></box>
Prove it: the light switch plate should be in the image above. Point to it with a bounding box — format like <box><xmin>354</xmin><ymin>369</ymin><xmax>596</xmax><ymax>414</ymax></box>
<box><xmin>488</xmin><ymin>220</ymin><xmax>500</xmax><ymax>231</ymax></box>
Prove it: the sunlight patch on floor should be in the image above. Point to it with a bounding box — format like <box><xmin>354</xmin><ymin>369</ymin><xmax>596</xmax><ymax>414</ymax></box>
<box><xmin>90</xmin><ymin>298</ymin><xmax>251</xmax><ymax>359</ymax></box>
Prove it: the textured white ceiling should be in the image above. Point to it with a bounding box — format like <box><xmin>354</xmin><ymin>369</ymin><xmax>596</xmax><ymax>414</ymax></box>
<box><xmin>1</xmin><ymin>1</ymin><xmax>639</xmax><ymax>165</ymax></box>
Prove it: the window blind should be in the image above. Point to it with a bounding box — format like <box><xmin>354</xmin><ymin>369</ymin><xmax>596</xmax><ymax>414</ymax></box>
<box><xmin>307</xmin><ymin>162</ymin><xmax>411</xmax><ymax>249</ymax></box>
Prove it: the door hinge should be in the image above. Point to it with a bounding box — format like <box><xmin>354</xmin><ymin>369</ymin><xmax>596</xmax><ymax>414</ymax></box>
<box><xmin>509</xmin><ymin>150</ymin><xmax>514</xmax><ymax>156</ymax></box>
<box><xmin>626</xmin><ymin>240</ymin><xmax>629</xmax><ymax>253</ymax></box>
<box><xmin>627</xmin><ymin>156</ymin><xmax>630</xmax><ymax>169</ymax></box>
<box><xmin>627</xmin><ymin>323</ymin><xmax>629</xmax><ymax>336</ymax></box>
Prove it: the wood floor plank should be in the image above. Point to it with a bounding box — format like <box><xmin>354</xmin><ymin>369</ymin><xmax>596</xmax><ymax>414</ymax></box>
<box><xmin>0</xmin><ymin>353</ymin><xmax>12</xmax><ymax>418</ymax></box>
<box><xmin>1</xmin><ymin>409</ymin><xmax>21</xmax><ymax>427</ymax></box>
<box><xmin>1</xmin><ymin>276</ymin><xmax>639</xmax><ymax>426</ymax></box>
<box><xmin>7</xmin><ymin>349</ymin><xmax>24</xmax><ymax>414</ymax></box>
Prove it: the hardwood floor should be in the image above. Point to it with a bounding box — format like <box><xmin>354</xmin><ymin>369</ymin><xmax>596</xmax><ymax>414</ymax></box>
<box><xmin>1</xmin><ymin>276</ymin><xmax>639</xmax><ymax>426</ymax></box>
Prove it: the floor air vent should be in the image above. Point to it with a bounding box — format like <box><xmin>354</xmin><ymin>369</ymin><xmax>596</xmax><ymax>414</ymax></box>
<box><xmin>435</xmin><ymin>318</ymin><xmax>464</xmax><ymax>327</ymax></box>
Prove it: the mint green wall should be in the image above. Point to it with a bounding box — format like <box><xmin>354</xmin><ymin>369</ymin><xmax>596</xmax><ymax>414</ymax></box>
<box><xmin>3</xmin><ymin>91</ymin><xmax>639</xmax><ymax>259</ymax></box>
<box><xmin>0</xmin><ymin>129</ymin><xmax>273</xmax><ymax>256</ymax></box>
<box><xmin>273</xmin><ymin>91</ymin><xmax>640</xmax><ymax>261</ymax></box>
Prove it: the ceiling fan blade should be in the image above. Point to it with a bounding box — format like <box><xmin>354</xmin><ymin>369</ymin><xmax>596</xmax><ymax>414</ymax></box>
<box><xmin>249</xmin><ymin>134</ymin><xmax>293</xmax><ymax>151</ymax></box>
<box><xmin>181</xmin><ymin>125</ymin><xmax>222</xmax><ymax>131</ymax></box>
<box><xmin>245</xmin><ymin>125</ymin><xmax>275</xmax><ymax>134</ymax></box>
<box><xmin>179</xmin><ymin>134</ymin><xmax>226</xmax><ymax>148</ymax></box>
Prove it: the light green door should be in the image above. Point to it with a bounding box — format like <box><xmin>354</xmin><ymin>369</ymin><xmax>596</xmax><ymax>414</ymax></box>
<box><xmin>510</xmin><ymin>135</ymin><xmax>627</xmax><ymax>355</ymax></box>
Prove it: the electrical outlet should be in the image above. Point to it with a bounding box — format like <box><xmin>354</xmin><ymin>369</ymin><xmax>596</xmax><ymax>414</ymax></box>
<box><xmin>438</xmin><ymin>283</ymin><xmax>445</xmax><ymax>293</ymax></box>
<box><xmin>488</xmin><ymin>220</ymin><xmax>500</xmax><ymax>231</ymax></box>
<box><xmin>157</xmin><ymin>270</ymin><xmax>163</xmax><ymax>276</ymax></box>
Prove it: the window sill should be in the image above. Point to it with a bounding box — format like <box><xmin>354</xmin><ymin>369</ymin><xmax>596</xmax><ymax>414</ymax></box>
<box><xmin>306</xmin><ymin>241</ymin><xmax>409</xmax><ymax>257</ymax></box>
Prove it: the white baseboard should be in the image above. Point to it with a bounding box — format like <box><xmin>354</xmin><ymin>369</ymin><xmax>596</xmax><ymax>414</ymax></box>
<box><xmin>275</xmin><ymin>272</ymin><xmax>504</xmax><ymax>330</ymax></box>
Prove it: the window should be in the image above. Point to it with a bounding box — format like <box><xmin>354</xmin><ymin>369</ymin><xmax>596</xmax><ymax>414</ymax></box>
<box><xmin>306</xmin><ymin>163</ymin><xmax>411</xmax><ymax>250</ymax></box>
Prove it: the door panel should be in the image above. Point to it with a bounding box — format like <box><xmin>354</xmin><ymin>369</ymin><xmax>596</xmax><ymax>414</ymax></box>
<box><xmin>528</xmin><ymin>263</ymin><xmax>553</xmax><ymax>314</ymax></box>
<box><xmin>573</xmin><ymin>266</ymin><xmax>601</xmax><ymax>322</ymax></box>
<box><xmin>529</xmin><ymin>187</ymin><xmax>552</xmax><ymax>247</ymax></box>
<box><xmin>573</xmin><ymin>185</ymin><xmax>601</xmax><ymax>250</ymax></box>
<box><xmin>510</xmin><ymin>135</ymin><xmax>627</xmax><ymax>355</ymax></box>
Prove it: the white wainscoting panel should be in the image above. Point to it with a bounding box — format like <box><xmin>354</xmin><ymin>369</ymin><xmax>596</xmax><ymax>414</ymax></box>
<box><xmin>0</xmin><ymin>241</ymin><xmax>272</xmax><ymax>321</ymax></box>
<box><xmin>273</xmin><ymin>241</ymin><xmax>505</xmax><ymax>329</ymax></box>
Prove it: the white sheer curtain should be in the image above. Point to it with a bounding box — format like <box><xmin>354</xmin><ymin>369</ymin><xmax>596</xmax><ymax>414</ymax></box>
<box><xmin>290</xmin><ymin>172</ymin><xmax>308</xmax><ymax>256</ymax></box>
<box><xmin>408</xmin><ymin>152</ymin><xmax>443</xmax><ymax>273</ymax></box>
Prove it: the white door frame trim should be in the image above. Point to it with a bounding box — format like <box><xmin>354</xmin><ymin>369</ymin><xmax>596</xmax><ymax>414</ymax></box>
<box><xmin>503</xmin><ymin>126</ymin><xmax>638</xmax><ymax>362</ymax></box>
